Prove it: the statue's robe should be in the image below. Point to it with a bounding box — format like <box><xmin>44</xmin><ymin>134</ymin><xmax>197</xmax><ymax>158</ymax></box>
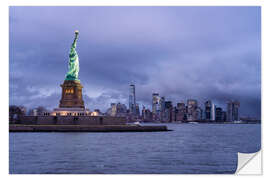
<box><xmin>66</xmin><ymin>36</ymin><xmax>79</xmax><ymax>80</ymax></box>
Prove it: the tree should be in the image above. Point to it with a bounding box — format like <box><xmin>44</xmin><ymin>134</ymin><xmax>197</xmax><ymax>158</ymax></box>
<box><xmin>9</xmin><ymin>105</ymin><xmax>26</xmax><ymax>124</ymax></box>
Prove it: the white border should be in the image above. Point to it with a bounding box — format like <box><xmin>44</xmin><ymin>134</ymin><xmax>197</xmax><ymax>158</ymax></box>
<box><xmin>7</xmin><ymin>0</ymin><xmax>263</xmax><ymax>6</ymax></box>
<box><xmin>2</xmin><ymin>0</ymin><xmax>269</xmax><ymax>179</ymax></box>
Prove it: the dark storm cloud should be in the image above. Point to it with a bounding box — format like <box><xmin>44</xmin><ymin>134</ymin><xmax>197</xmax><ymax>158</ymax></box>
<box><xmin>9</xmin><ymin>6</ymin><xmax>261</xmax><ymax>118</ymax></box>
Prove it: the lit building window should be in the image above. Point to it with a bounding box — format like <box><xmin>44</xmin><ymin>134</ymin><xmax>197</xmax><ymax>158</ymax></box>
<box><xmin>65</xmin><ymin>88</ymin><xmax>74</xmax><ymax>94</ymax></box>
<box><xmin>91</xmin><ymin>111</ymin><xmax>98</xmax><ymax>116</ymax></box>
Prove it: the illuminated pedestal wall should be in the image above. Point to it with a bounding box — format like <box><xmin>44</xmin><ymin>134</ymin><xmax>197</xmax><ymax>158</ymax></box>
<box><xmin>51</xmin><ymin>107</ymin><xmax>90</xmax><ymax>116</ymax></box>
<box><xmin>59</xmin><ymin>80</ymin><xmax>85</xmax><ymax>108</ymax></box>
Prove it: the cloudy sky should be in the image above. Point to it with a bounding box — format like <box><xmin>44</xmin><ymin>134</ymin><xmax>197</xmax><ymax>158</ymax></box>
<box><xmin>9</xmin><ymin>6</ymin><xmax>261</xmax><ymax>118</ymax></box>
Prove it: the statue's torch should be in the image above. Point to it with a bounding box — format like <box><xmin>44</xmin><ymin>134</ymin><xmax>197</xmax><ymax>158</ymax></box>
<box><xmin>75</xmin><ymin>30</ymin><xmax>79</xmax><ymax>39</ymax></box>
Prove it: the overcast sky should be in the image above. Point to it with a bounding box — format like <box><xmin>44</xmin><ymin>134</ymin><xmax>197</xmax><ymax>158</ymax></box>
<box><xmin>9</xmin><ymin>6</ymin><xmax>261</xmax><ymax>118</ymax></box>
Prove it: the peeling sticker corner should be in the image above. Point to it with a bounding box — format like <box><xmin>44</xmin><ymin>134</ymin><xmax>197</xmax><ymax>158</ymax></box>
<box><xmin>235</xmin><ymin>150</ymin><xmax>262</xmax><ymax>175</ymax></box>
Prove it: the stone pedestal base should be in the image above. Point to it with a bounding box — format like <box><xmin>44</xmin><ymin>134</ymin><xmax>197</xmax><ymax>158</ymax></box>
<box><xmin>59</xmin><ymin>80</ymin><xmax>85</xmax><ymax>108</ymax></box>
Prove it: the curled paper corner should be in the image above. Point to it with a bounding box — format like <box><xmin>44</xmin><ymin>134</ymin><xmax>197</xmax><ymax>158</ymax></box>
<box><xmin>235</xmin><ymin>150</ymin><xmax>262</xmax><ymax>175</ymax></box>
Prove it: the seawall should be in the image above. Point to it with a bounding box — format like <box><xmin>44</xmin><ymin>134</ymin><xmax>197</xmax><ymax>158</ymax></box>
<box><xmin>12</xmin><ymin>115</ymin><xmax>126</xmax><ymax>126</ymax></box>
<box><xmin>9</xmin><ymin>124</ymin><xmax>170</xmax><ymax>132</ymax></box>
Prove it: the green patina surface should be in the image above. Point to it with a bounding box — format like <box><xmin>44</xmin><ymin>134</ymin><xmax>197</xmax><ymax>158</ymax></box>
<box><xmin>65</xmin><ymin>31</ymin><xmax>80</xmax><ymax>81</ymax></box>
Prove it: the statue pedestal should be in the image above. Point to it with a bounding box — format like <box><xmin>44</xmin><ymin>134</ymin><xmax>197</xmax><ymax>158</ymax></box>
<box><xmin>59</xmin><ymin>80</ymin><xmax>85</xmax><ymax>108</ymax></box>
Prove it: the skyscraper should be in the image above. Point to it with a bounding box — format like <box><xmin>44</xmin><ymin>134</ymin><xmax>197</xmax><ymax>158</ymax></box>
<box><xmin>152</xmin><ymin>93</ymin><xmax>160</xmax><ymax>115</ymax></box>
<box><xmin>159</xmin><ymin>97</ymin><xmax>165</xmax><ymax>112</ymax></box>
<box><xmin>164</xmin><ymin>101</ymin><xmax>173</xmax><ymax>122</ymax></box>
<box><xmin>187</xmin><ymin>99</ymin><xmax>198</xmax><ymax>121</ymax></box>
<box><xmin>142</xmin><ymin>107</ymin><xmax>153</xmax><ymax>122</ymax></box>
<box><xmin>222</xmin><ymin>111</ymin><xmax>227</xmax><ymax>121</ymax></box>
<box><xmin>160</xmin><ymin>96</ymin><xmax>165</xmax><ymax>121</ymax></box>
<box><xmin>227</xmin><ymin>100</ymin><xmax>240</xmax><ymax>121</ymax></box>
<box><xmin>109</xmin><ymin>103</ymin><xmax>127</xmax><ymax>117</ymax></box>
<box><xmin>175</xmin><ymin>102</ymin><xmax>186</xmax><ymax>121</ymax></box>
<box><xmin>211</xmin><ymin>103</ymin><xmax>216</xmax><ymax>121</ymax></box>
<box><xmin>129</xmin><ymin>84</ymin><xmax>136</xmax><ymax>114</ymax></box>
<box><xmin>205</xmin><ymin>100</ymin><xmax>212</xmax><ymax>121</ymax></box>
<box><xmin>233</xmin><ymin>101</ymin><xmax>240</xmax><ymax>121</ymax></box>
<box><xmin>215</xmin><ymin>107</ymin><xmax>223</xmax><ymax>121</ymax></box>
<box><xmin>196</xmin><ymin>107</ymin><xmax>203</xmax><ymax>121</ymax></box>
<box><xmin>142</xmin><ymin>106</ymin><xmax>146</xmax><ymax>119</ymax></box>
<box><xmin>135</xmin><ymin>103</ymin><xmax>140</xmax><ymax>116</ymax></box>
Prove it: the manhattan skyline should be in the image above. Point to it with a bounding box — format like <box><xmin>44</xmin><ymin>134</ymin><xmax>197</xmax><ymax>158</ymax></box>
<box><xmin>9</xmin><ymin>6</ymin><xmax>261</xmax><ymax>118</ymax></box>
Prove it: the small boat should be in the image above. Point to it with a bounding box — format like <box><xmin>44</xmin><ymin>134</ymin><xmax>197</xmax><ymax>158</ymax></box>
<box><xmin>234</xmin><ymin>121</ymin><xmax>242</xmax><ymax>124</ymax></box>
<box><xmin>188</xmin><ymin>122</ymin><xmax>199</xmax><ymax>124</ymax></box>
<box><xmin>133</xmin><ymin>122</ymin><xmax>141</xmax><ymax>126</ymax></box>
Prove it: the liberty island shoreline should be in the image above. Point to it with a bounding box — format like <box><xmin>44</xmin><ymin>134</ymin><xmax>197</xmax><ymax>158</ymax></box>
<box><xmin>9</xmin><ymin>124</ymin><xmax>170</xmax><ymax>132</ymax></box>
<box><xmin>8</xmin><ymin>120</ymin><xmax>259</xmax><ymax>133</ymax></box>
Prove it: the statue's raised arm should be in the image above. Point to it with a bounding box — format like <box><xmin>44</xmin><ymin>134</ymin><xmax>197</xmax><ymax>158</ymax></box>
<box><xmin>72</xmin><ymin>30</ymin><xmax>79</xmax><ymax>48</ymax></box>
<box><xmin>65</xmin><ymin>30</ymin><xmax>80</xmax><ymax>81</ymax></box>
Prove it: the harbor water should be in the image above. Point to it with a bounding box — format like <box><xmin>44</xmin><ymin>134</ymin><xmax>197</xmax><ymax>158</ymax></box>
<box><xmin>9</xmin><ymin>123</ymin><xmax>261</xmax><ymax>174</ymax></box>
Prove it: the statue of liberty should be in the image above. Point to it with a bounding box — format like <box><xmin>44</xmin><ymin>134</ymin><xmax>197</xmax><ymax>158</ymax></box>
<box><xmin>65</xmin><ymin>30</ymin><xmax>80</xmax><ymax>81</ymax></box>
